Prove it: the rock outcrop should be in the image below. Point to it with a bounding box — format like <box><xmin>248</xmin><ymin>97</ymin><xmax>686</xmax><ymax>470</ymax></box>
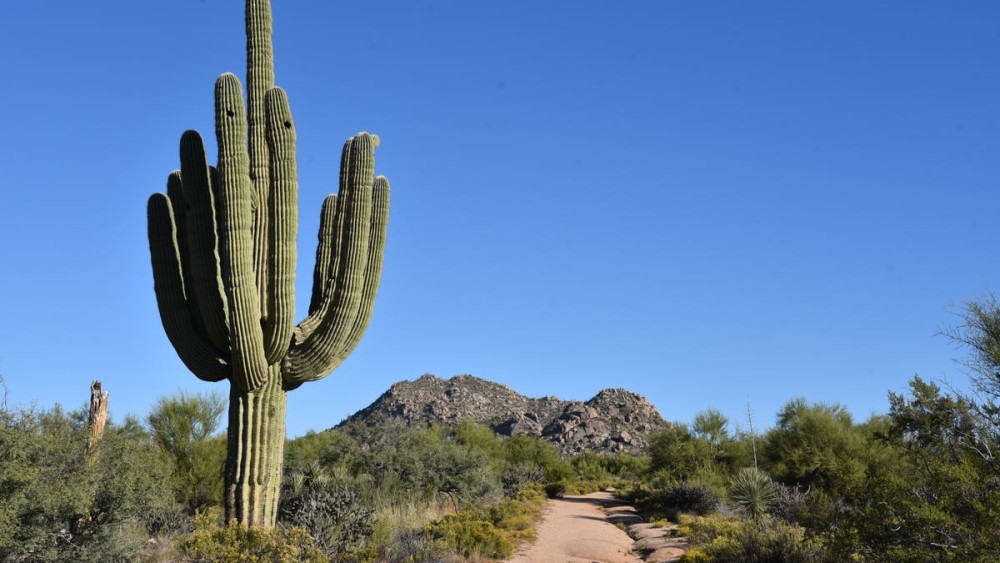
<box><xmin>336</xmin><ymin>374</ymin><xmax>668</xmax><ymax>455</ymax></box>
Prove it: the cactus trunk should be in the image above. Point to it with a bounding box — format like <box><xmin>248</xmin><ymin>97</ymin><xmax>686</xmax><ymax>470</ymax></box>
<box><xmin>225</xmin><ymin>366</ymin><xmax>286</xmax><ymax>527</ymax></box>
<box><xmin>147</xmin><ymin>0</ymin><xmax>390</xmax><ymax>527</ymax></box>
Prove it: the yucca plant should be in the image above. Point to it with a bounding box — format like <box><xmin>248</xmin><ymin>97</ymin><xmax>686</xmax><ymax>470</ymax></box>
<box><xmin>729</xmin><ymin>467</ymin><xmax>778</xmax><ymax>521</ymax></box>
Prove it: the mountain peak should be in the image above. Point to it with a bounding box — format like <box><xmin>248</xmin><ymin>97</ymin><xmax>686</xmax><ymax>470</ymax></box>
<box><xmin>337</xmin><ymin>374</ymin><xmax>668</xmax><ymax>455</ymax></box>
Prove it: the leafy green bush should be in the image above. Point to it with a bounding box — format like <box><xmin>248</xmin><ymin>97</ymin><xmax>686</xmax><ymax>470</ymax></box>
<box><xmin>647</xmin><ymin>425</ymin><xmax>713</xmax><ymax>481</ymax></box>
<box><xmin>761</xmin><ymin>399</ymin><xmax>870</xmax><ymax>492</ymax></box>
<box><xmin>0</xmin><ymin>404</ymin><xmax>179</xmax><ymax>561</ymax></box>
<box><xmin>571</xmin><ymin>451</ymin><xmax>611</xmax><ymax>481</ymax></box>
<box><xmin>652</xmin><ymin>483</ymin><xmax>719</xmax><ymax>516</ymax></box>
<box><xmin>147</xmin><ymin>391</ymin><xmax>226</xmax><ymax>512</ymax></box>
<box><xmin>424</xmin><ymin>512</ymin><xmax>514</xmax><ymax>560</ymax></box>
<box><xmin>544</xmin><ymin>481</ymin><xmax>567</xmax><ymax>499</ymax></box>
<box><xmin>679</xmin><ymin>514</ymin><xmax>825</xmax><ymax>562</ymax></box>
<box><xmin>178</xmin><ymin>512</ymin><xmax>326</xmax><ymax>562</ymax></box>
<box><xmin>284</xmin><ymin>429</ymin><xmax>364</xmax><ymax>475</ymax></box>
<box><xmin>501</xmin><ymin>463</ymin><xmax>546</xmax><ymax>498</ymax></box>
<box><xmin>419</xmin><ymin>484</ymin><xmax>544</xmax><ymax>560</ymax></box>
<box><xmin>502</xmin><ymin>435</ymin><xmax>573</xmax><ymax>483</ymax></box>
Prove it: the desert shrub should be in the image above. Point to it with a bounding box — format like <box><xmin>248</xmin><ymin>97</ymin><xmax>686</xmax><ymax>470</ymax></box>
<box><xmin>838</xmin><ymin>377</ymin><xmax>1000</xmax><ymax>562</ymax></box>
<box><xmin>566</xmin><ymin>479</ymin><xmax>605</xmax><ymax>495</ymax></box>
<box><xmin>178</xmin><ymin>512</ymin><xmax>325</xmax><ymax>562</ymax></box>
<box><xmin>770</xmin><ymin>483</ymin><xmax>813</xmax><ymax>525</ymax></box>
<box><xmin>571</xmin><ymin>451</ymin><xmax>611</xmax><ymax>481</ymax></box>
<box><xmin>421</xmin><ymin>484</ymin><xmax>544</xmax><ymax>560</ymax></box>
<box><xmin>677</xmin><ymin>513</ymin><xmax>742</xmax><ymax>546</ymax></box>
<box><xmin>500</xmin><ymin>463</ymin><xmax>546</xmax><ymax>498</ymax></box>
<box><xmin>502</xmin><ymin>435</ymin><xmax>573</xmax><ymax>483</ymax></box>
<box><xmin>453</xmin><ymin>419</ymin><xmax>504</xmax><ymax>460</ymax></box>
<box><xmin>601</xmin><ymin>453</ymin><xmax>651</xmax><ymax>481</ymax></box>
<box><xmin>729</xmin><ymin>467</ymin><xmax>779</xmax><ymax>520</ymax></box>
<box><xmin>679</xmin><ymin>514</ymin><xmax>825</xmax><ymax>563</ymax></box>
<box><xmin>278</xmin><ymin>468</ymin><xmax>375</xmax><ymax>559</ymax></box>
<box><xmin>544</xmin><ymin>481</ymin><xmax>567</xmax><ymax>499</ymax></box>
<box><xmin>489</xmin><ymin>486</ymin><xmax>544</xmax><ymax>542</ymax></box>
<box><xmin>647</xmin><ymin>425</ymin><xmax>714</xmax><ymax>481</ymax></box>
<box><xmin>0</xmin><ymin>404</ymin><xmax>178</xmax><ymax>562</ymax></box>
<box><xmin>761</xmin><ymin>399</ymin><xmax>870</xmax><ymax>493</ymax></box>
<box><xmin>620</xmin><ymin>480</ymin><xmax>718</xmax><ymax>519</ymax></box>
<box><xmin>141</xmin><ymin>506</ymin><xmax>192</xmax><ymax>537</ymax></box>
<box><xmin>284</xmin><ymin>429</ymin><xmax>364</xmax><ymax>476</ymax></box>
<box><xmin>147</xmin><ymin>392</ymin><xmax>227</xmax><ymax>512</ymax></box>
<box><xmin>361</xmin><ymin>424</ymin><xmax>502</xmax><ymax>508</ymax></box>
<box><xmin>648</xmin><ymin>483</ymin><xmax>719</xmax><ymax>517</ymax></box>
<box><xmin>366</xmin><ymin>499</ymin><xmax>450</xmax><ymax>563</ymax></box>
<box><xmin>424</xmin><ymin>512</ymin><xmax>514</xmax><ymax>560</ymax></box>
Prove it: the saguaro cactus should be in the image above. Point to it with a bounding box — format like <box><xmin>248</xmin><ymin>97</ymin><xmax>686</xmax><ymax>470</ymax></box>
<box><xmin>146</xmin><ymin>0</ymin><xmax>389</xmax><ymax>527</ymax></box>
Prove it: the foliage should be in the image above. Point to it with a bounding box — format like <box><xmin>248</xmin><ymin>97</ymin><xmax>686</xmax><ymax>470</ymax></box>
<box><xmin>571</xmin><ymin>450</ymin><xmax>649</xmax><ymax>484</ymax></box>
<box><xmin>424</xmin><ymin>513</ymin><xmax>514</xmax><ymax>560</ymax></box>
<box><xmin>761</xmin><ymin>399</ymin><xmax>871</xmax><ymax>491</ymax></box>
<box><xmin>647</xmin><ymin>424</ymin><xmax>712</xmax><ymax>481</ymax></box>
<box><xmin>945</xmin><ymin>293</ymin><xmax>1000</xmax><ymax>399</ymax></box>
<box><xmin>692</xmin><ymin>408</ymin><xmax>730</xmax><ymax>445</ymax></box>
<box><xmin>278</xmin><ymin>465</ymin><xmax>376</xmax><ymax>559</ymax></box>
<box><xmin>653</xmin><ymin>483</ymin><xmax>719</xmax><ymax>516</ymax></box>
<box><xmin>502</xmin><ymin>435</ymin><xmax>573</xmax><ymax>484</ymax></box>
<box><xmin>729</xmin><ymin>467</ymin><xmax>778</xmax><ymax>520</ymax></box>
<box><xmin>177</xmin><ymin>512</ymin><xmax>326</xmax><ymax>562</ymax></box>
<box><xmin>284</xmin><ymin>429</ymin><xmax>364</xmax><ymax>475</ymax></box>
<box><xmin>678</xmin><ymin>514</ymin><xmax>825</xmax><ymax>563</ymax></box>
<box><xmin>844</xmin><ymin>377</ymin><xmax>1000</xmax><ymax>561</ymax></box>
<box><xmin>423</xmin><ymin>485</ymin><xmax>544</xmax><ymax>560</ymax></box>
<box><xmin>0</xmin><ymin>403</ymin><xmax>177</xmax><ymax>562</ymax></box>
<box><xmin>147</xmin><ymin>391</ymin><xmax>226</xmax><ymax>512</ymax></box>
<box><xmin>544</xmin><ymin>481</ymin><xmax>567</xmax><ymax>498</ymax></box>
<box><xmin>367</xmin><ymin>424</ymin><xmax>502</xmax><ymax>507</ymax></box>
<box><xmin>500</xmin><ymin>463</ymin><xmax>546</xmax><ymax>498</ymax></box>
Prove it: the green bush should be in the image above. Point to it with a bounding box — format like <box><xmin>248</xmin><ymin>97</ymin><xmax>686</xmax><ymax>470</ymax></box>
<box><xmin>421</xmin><ymin>484</ymin><xmax>545</xmax><ymax>560</ymax></box>
<box><xmin>544</xmin><ymin>481</ymin><xmax>567</xmax><ymax>499</ymax></box>
<box><xmin>284</xmin><ymin>429</ymin><xmax>363</xmax><ymax>475</ymax></box>
<box><xmin>502</xmin><ymin>435</ymin><xmax>573</xmax><ymax>483</ymax></box>
<box><xmin>0</xmin><ymin>404</ymin><xmax>179</xmax><ymax>562</ymax></box>
<box><xmin>147</xmin><ymin>391</ymin><xmax>227</xmax><ymax>512</ymax></box>
<box><xmin>679</xmin><ymin>514</ymin><xmax>825</xmax><ymax>562</ymax></box>
<box><xmin>424</xmin><ymin>512</ymin><xmax>514</xmax><ymax>560</ymax></box>
<box><xmin>178</xmin><ymin>512</ymin><xmax>326</xmax><ymax>562</ymax></box>
<box><xmin>278</xmin><ymin>469</ymin><xmax>375</xmax><ymax>559</ymax></box>
<box><xmin>761</xmin><ymin>399</ymin><xmax>870</xmax><ymax>492</ymax></box>
<box><xmin>501</xmin><ymin>463</ymin><xmax>546</xmax><ymax>498</ymax></box>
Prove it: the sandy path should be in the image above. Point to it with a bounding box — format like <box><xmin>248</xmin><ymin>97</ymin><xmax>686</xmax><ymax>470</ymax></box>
<box><xmin>510</xmin><ymin>491</ymin><xmax>642</xmax><ymax>563</ymax></box>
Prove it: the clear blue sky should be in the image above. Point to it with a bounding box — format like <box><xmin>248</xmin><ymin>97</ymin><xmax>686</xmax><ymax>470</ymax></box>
<box><xmin>1</xmin><ymin>2</ymin><xmax>997</xmax><ymax>438</ymax></box>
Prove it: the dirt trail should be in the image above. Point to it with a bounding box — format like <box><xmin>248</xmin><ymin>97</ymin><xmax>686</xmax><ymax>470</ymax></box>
<box><xmin>510</xmin><ymin>491</ymin><xmax>642</xmax><ymax>563</ymax></box>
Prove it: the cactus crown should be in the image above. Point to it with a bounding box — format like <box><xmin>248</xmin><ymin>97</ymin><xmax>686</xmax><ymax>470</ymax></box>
<box><xmin>147</xmin><ymin>0</ymin><xmax>390</xmax><ymax>393</ymax></box>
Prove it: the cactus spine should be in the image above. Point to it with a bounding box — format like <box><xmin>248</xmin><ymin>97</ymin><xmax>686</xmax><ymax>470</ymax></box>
<box><xmin>146</xmin><ymin>0</ymin><xmax>389</xmax><ymax>527</ymax></box>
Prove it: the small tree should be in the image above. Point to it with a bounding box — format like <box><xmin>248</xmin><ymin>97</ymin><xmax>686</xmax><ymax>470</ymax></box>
<box><xmin>147</xmin><ymin>391</ymin><xmax>226</xmax><ymax>512</ymax></box>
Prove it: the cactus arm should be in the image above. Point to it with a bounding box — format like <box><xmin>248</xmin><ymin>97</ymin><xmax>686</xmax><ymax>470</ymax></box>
<box><xmin>214</xmin><ymin>73</ymin><xmax>269</xmax><ymax>392</ymax></box>
<box><xmin>165</xmin><ymin>171</ymin><xmax>217</xmax><ymax>346</ymax></box>
<box><xmin>179</xmin><ymin>131</ymin><xmax>231</xmax><ymax>352</ymax></box>
<box><xmin>261</xmin><ymin>88</ymin><xmax>297</xmax><ymax>362</ymax></box>
<box><xmin>283</xmin><ymin>133</ymin><xmax>380</xmax><ymax>386</ymax></box>
<box><xmin>330</xmin><ymin>175</ymin><xmax>390</xmax><ymax>364</ymax></box>
<box><xmin>308</xmin><ymin>194</ymin><xmax>337</xmax><ymax>315</ymax></box>
<box><xmin>294</xmin><ymin>141</ymin><xmax>351</xmax><ymax>339</ymax></box>
<box><xmin>147</xmin><ymin>192</ymin><xmax>229</xmax><ymax>382</ymax></box>
<box><xmin>246</xmin><ymin>0</ymin><xmax>275</xmax><ymax>320</ymax></box>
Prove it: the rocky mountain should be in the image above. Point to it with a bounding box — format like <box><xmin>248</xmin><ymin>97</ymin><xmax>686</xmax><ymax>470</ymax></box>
<box><xmin>335</xmin><ymin>374</ymin><xmax>669</xmax><ymax>455</ymax></box>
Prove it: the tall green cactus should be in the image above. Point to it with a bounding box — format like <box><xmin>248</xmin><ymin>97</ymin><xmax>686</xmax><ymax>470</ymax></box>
<box><xmin>146</xmin><ymin>0</ymin><xmax>389</xmax><ymax>527</ymax></box>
